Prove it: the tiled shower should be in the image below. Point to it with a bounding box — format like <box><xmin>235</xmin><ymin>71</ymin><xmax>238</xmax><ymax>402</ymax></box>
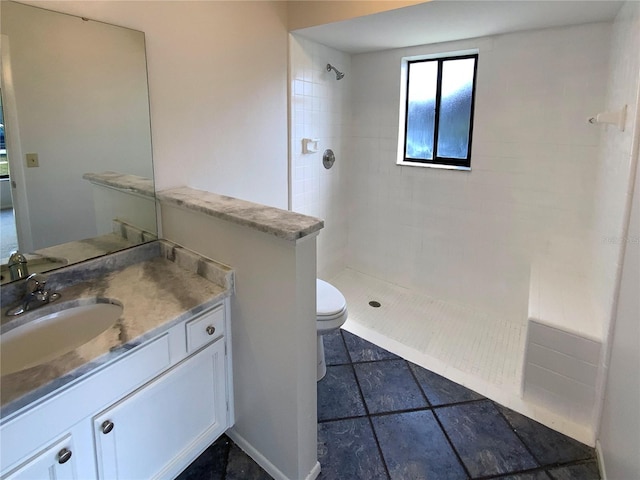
<box><xmin>289</xmin><ymin>2</ymin><xmax>638</xmax><ymax>441</ymax></box>
<box><xmin>289</xmin><ymin>35</ymin><xmax>351</xmax><ymax>279</ymax></box>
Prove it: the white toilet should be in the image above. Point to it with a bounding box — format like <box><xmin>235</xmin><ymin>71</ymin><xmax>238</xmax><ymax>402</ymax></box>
<box><xmin>316</xmin><ymin>279</ymin><xmax>348</xmax><ymax>381</ymax></box>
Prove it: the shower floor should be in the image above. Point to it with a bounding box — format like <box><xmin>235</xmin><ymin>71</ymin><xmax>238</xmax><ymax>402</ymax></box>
<box><xmin>330</xmin><ymin>268</ymin><xmax>527</xmax><ymax>407</ymax></box>
<box><xmin>330</xmin><ymin>268</ymin><xmax>595</xmax><ymax>443</ymax></box>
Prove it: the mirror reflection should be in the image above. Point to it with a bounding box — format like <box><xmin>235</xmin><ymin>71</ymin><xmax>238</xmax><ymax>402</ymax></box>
<box><xmin>0</xmin><ymin>1</ymin><xmax>156</xmax><ymax>284</ymax></box>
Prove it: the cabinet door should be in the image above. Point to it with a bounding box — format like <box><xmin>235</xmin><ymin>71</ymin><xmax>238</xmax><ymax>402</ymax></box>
<box><xmin>93</xmin><ymin>339</ymin><xmax>227</xmax><ymax>480</ymax></box>
<box><xmin>2</xmin><ymin>435</ymin><xmax>76</xmax><ymax>480</ymax></box>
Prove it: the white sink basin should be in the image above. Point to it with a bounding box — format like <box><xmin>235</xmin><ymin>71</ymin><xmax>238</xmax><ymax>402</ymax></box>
<box><xmin>1</xmin><ymin>301</ymin><xmax>123</xmax><ymax>376</ymax></box>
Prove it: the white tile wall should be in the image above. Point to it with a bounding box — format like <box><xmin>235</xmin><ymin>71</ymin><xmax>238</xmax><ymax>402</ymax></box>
<box><xmin>592</xmin><ymin>2</ymin><xmax>640</xmax><ymax>460</ymax></box>
<box><xmin>587</xmin><ymin>2</ymin><xmax>640</xmax><ymax>335</ymax></box>
<box><xmin>348</xmin><ymin>23</ymin><xmax>612</xmax><ymax>320</ymax></box>
<box><xmin>526</xmin><ymin>344</ymin><xmax>599</xmax><ymax>387</ymax></box>
<box><xmin>528</xmin><ymin>322</ymin><xmax>601</xmax><ymax>364</ymax></box>
<box><xmin>523</xmin><ymin>317</ymin><xmax>602</xmax><ymax>426</ymax></box>
<box><xmin>289</xmin><ymin>34</ymin><xmax>351</xmax><ymax>279</ymax></box>
<box><xmin>523</xmin><ymin>363</ymin><xmax>597</xmax><ymax>426</ymax></box>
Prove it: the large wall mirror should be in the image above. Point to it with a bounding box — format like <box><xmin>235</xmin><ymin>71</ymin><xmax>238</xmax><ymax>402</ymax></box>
<box><xmin>0</xmin><ymin>1</ymin><xmax>156</xmax><ymax>284</ymax></box>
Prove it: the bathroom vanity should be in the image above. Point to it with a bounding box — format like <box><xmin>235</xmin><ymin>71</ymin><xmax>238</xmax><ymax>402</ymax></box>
<box><xmin>0</xmin><ymin>242</ymin><xmax>234</xmax><ymax>479</ymax></box>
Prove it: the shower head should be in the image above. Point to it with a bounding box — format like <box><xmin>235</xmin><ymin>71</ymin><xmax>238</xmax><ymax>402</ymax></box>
<box><xmin>326</xmin><ymin>63</ymin><xmax>345</xmax><ymax>80</ymax></box>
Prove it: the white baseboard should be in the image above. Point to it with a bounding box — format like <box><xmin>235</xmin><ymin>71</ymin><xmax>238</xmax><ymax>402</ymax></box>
<box><xmin>226</xmin><ymin>429</ymin><xmax>320</xmax><ymax>480</ymax></box>
<box><xmin>305</xmin><ymin>461</ymin><xmax>321</xmax><ymax>480</ymax></box>
<box><xmin>596</xmin><ymin>440</ymin><xmax>608</xmax><ymax>480</ymax></box>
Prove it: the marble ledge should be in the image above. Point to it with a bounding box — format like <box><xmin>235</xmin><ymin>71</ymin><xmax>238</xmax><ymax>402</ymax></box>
<box><xmin>83</xmin><ymin>171</ymin><xmax>155</xmax><ymax>198</ymax></box>
<box><xmin>0</xmin><ymin>241</ymin><xmax>233</xmax><ymax>419</ymax></box>
<box><xmin>157</xmin><ymin>186</ymin><xmax>324</xmax><ymax>241</ymax></box>
<box><xmin>35</xmin><ymin>233</ymin><xmax>140</xmax><ymax>268</ymax></box>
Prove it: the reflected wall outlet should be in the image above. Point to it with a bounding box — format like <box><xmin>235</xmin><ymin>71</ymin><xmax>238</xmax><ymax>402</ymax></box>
<box><xmin>26</xmin><ymin>153</ymin><xmax>39</xmax><ymax>168</ymax></box>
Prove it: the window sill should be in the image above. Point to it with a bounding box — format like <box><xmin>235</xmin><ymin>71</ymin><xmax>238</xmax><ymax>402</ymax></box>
<box><xmin>396</xmin><ymin>160</ymin><xmax>471</xmax><ymax>172</ymax></box>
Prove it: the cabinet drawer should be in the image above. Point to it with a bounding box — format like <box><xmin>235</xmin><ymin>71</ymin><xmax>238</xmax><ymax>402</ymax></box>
<box><xmin>186</xmin><ymin>306</ymin><xmax>224</xmax><ymax>353</ymax></box>
<box><xmin>2</xmin><ymin>434</ymin><xmax>76</xmax><ymax>480</ymax></box>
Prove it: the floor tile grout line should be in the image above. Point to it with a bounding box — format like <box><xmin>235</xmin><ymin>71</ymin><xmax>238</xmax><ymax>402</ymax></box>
<box><xmin>317</xmin><ymin>398</ymin><xmax>486</xmax><ymax>424</ymax></box>
<box><xmin>350</xmin><ymin>361</ymin><xmax>393</xmax><ymax>479</ymax></box>
<box><xmin>351</xmin><ymin>353</ymin><xmax>475</xmax><ymax>479</ymax></box>
<box><xmin>339</xmin><ymin>329</ymin><xmax>356</xmax><ymax>365</ymax></box>
<box><xmin>328</xmin><ymin>357</ymin><xmax>401</xmax><ymax>366</ymax></box>
<box><xmin>480</xmin><ymin>457</ymin><xmax>602</xmax><ymax>479</ymax></box>
<box><xmin>342</xmin><ymin>331</ymin><xmax>393</xmax><ymax>479</ymax></box>
<box><xmin>492</xmin><ymin>399</ymin><xmax>547</xmax><ymax>469</ymax></box>
<box><xmin>491</xmin><ymin>400</ymin><xmax>597</xmax><ymax>469</ymax></box>
<box><xmin>340</xmin><ymin>329</ymin><xmax>401</xmax><ymax>364</ymax></box>
<box><xmin>323</xmin><ymin>329</ymin><xmax>598</xmax><ymax>480</ymax></box>
<box><xmin>428</xmin><ymin>402</ymin><xmax>475</xmax><ymax>479</ymax></box>
<box><xmin>317</xmin><ymin>413</ymin><xmax>370</xmax><ymax>424</ymax></box>
<box><xmin>406</xmin><ymin>359</ymin><xmax>435</xmax><ymax>408</ymax></box>
<box><xmin>431</xmin><ymin>400</ymin><xmax>596</xmax><ymax>480</ymax></box>
<box><xmin>399</xmin><ymin>355</ymin><xmax>471</xmax><ymax>478</ymax></box>
<box><xmin>429</xmin><ymin>398</ymin><xmax>488</xmax><ymax>410</ymax></box>
<box><xmin>366</xmin><ymin>414</ymin><xmax>393</xmax><ymax>479</ymax></box>
<box><xmin>472</xmin><ymin>461</ymin><xmax>593</xmax><ymax>480</ymax></box>
<box><xmin>473</xmin><ymin>465</ymin><xmax>555</xmax><ymax>480</ymax></box>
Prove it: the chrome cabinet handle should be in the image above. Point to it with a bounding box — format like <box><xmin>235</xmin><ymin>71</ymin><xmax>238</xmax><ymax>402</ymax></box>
<box><xmin>57</xmin><ymin>448</ymin><xmax>72</xmax><ymax>464</ymax></box>
<box><xmin>101</xmin><ymin>420</ymin><xmax>114</xmax><ymax>434</ymax></box>
<box><xmin>206</xmin><ymin>325</ymin><xmax>215</xmax><ymax>336</ymax></box>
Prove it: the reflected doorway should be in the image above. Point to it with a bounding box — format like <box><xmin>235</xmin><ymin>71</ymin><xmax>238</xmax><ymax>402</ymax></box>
<box><xmin>0</xmin><ymin>88</ymin><xmax>19</xmax><ymax>262</ymax></box>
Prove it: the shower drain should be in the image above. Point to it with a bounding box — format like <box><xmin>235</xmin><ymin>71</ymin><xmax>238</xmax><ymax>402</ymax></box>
<box><xmin>368</xmin><ymin>300</ymin><xmax>381</xmax><ymax>308</ymax></box>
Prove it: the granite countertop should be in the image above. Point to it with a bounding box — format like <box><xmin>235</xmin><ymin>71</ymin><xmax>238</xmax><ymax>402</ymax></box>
<box><xmin>82</xmin><ymin>171</ymin><xmax>155</xmax><ymax>198</ymax></box>
<box><xmin>0</xmin><ymin>241</ymin><xmax>233</xmax><ymax>420</ymax></box>
<box><xmin>158</xmin><ymin>186</ymin><xmax>324</xmax><ymax>241</ymax></box>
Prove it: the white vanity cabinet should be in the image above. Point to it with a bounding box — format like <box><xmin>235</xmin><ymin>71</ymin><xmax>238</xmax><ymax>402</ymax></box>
<box><xmin>0</xmin><ymin>300</ymin><xmax>232</xmax><ymax>480</ymax></box>
<box><xmin>93</xmin><ymin>338</ymin><xmax>226</xmax><ymax>479</ymax></box>
<box><xmin>3</xmin><ymin>435</ymin><xmax>77</xmax><ymax>480</ymax></box>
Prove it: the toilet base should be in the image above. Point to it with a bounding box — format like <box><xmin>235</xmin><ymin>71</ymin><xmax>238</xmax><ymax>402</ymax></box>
<box><xmin>317</xmin><ymin>335</ymin><xmax>327</xmax><ymax>381</ymax></box>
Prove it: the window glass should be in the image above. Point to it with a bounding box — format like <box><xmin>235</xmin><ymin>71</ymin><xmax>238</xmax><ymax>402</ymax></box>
<box><xmin>437</xmin><ymin>58</ymin><xmax>475</xmax><ymax>160</ymax></box>
<box><xmin>401</xmin><ymin>53</ymin><xmax>477</xmax><ymax>168</ymax></box>
<box><xmin>405</xmin><ymin>61</ymin><xmax>437</xmax><ymax>160</ymax></box>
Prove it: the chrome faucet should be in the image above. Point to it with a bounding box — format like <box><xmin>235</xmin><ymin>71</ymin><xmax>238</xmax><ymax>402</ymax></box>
<box><xmin>7</xmin><ymin>251</ymin><xmax>29</xmax><ymax>281</ymax></box>
<box><xmin>6</xmin><ymin>273</ymin><xmax>61</xmax><ymax>316</ymax></box>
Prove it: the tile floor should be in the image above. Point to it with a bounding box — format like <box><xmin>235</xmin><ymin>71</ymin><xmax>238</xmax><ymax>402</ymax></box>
<box><xmin>176</xmin><ymin>434</ymin><xmax>272</xmax><ymax>480</ymax></box>
<box><xmin>178</xmin><ymin>329</ymin><xmax>600</xmax><ymax>480</ymax></box>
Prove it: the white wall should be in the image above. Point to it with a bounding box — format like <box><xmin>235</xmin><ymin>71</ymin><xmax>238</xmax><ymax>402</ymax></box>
<box><xmin>588</xmin><ymin>1</ymin><xmax>640</xmax><ymax>341</ymax></box>
<box><xmin>348</xmin><ymin>23</ymin><xmax>611</xmax><ymax>320</ymax></box>
<box><xmin>597</xmin><ymin>3</ymin><xmax>640</xmax><ymax>479</ymax></box>
<box><xmin>289</xmin><ymin>35</ymin><xmax>350</xmax><ymax>279</ymax></box>
<box><xmin>161</xmin><ymin>202</ymin><xmax>319</xmax><ymax>480</ymax></box>
<box><xmin>1</xmin><ymin>1</ymin><xmax>152</xmax><ymax>249</ymax></box>
<box><xmin>598</xmin><ymin>145</ymin><xmax>639</xmax><ymax>480</ymax></box>
<box><xmin>22</xmin><ymin>0</ymin><xmax>289</xmax><ymax>210</ymax></box>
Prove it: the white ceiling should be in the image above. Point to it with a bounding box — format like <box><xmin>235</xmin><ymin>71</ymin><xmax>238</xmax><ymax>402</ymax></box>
<box><xmin>293</xmin><ymin>0</ymin><xmax>624</xmax><ymax>54</ymax></box>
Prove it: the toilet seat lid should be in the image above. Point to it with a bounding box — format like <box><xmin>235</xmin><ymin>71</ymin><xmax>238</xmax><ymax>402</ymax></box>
<box><xmin>317</xmin><ymin>279</ymin><xmax>346</xmax><ymax>316</ymax></box>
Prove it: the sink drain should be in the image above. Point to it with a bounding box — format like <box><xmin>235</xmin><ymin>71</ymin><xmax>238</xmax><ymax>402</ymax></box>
<box><xmin>368</xmin><ymin>301</ymin><xmax>381</xmax><ymax>308</ymax></box>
